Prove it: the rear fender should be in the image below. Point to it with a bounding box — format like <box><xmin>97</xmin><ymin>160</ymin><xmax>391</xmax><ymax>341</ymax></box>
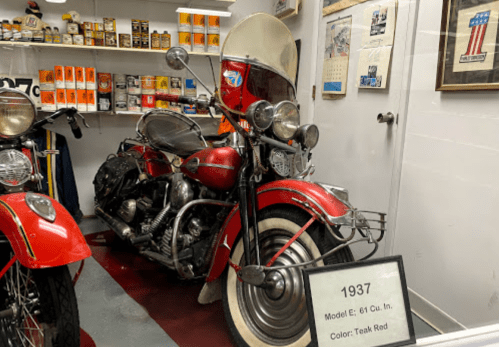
<box><xmin>0</xmin><ymin>193</ymin><xmax>91</xmax><ymax>269</ymax></box>
<box><xmin>206</xmin><ymin>180</ymin><xmax>350</xmax><ymax>282</ymax></box>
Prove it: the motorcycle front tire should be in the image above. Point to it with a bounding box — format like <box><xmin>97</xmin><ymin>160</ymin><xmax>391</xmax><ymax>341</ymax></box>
<box><xmin>0</xmin><ymin>263</ymin><xmax>80</xmax><ymax>347</ymax></box>
<box><xmin>222</xmin><ymin>207</ymin><xmax>353</xmax><ymax>347</ymax></box>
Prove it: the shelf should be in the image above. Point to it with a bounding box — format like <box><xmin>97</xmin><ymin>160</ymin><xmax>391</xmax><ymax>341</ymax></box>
<box><xmin>0</xmin><ymin>41</ymin><xmax>221</xmax><ymax>57</ymax></box>
<box><xmin>38</xmin><ymin>109</ymin><xmax>221</xmax><ymax>118</ymax></box>
<box><xmin>138</xmin><ymin>0</ymin><xmax>236</xmax><ymax>9</ymax></box>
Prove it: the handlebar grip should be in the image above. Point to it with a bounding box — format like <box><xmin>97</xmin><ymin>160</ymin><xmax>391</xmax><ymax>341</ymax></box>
<box><xmin>155</xmin><ymin>93</ymin><xmax>180</xmax><ymax>102</ymax></box>
<box><xmin>155</xmin><ymin>93</ymin><xmax>195</xmax><ymax>105</ymax></box>
<box><xmin>71</xmin><ymin>121</ymin><xmax>82</xmax><ymax>139</ymax></box>
<box><xmin>67</xmin><ymin>115</ymin><xmax>82</xmax><ymax>139</ymax></box>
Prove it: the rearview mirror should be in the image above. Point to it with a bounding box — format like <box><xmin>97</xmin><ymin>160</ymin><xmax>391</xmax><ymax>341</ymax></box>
<box><xmin>165</xmin><ymin>47</ymin><xmax>190</xmax><ymax>70</ymax></box>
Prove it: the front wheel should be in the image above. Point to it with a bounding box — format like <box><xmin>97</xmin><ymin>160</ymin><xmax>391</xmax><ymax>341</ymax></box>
<box><xmin>222</xmin><ymin>208</ymin><xmax>354</xmax><ymax>347</ymax></box>
<box><xmin>0</xmin><ymin>261</ymin><xmax>80</xmax><ymax>347</ymax></box>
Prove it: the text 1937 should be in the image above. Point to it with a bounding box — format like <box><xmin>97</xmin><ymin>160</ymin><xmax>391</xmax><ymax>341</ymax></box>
<box><xmin>341</xmin><ymin>283</ymin><xmax>371</xmax><ymax>298</ymax></box>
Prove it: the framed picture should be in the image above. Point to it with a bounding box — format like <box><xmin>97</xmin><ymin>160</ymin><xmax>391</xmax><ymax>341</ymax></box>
<box><xmin>436</xmin><ymin>0</ymin><xmax>499</xmax><ymax>91</ymax></box>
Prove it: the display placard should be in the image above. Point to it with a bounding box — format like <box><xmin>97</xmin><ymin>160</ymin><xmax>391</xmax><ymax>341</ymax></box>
<box><xmin>303</xmin><ymin>256</ymin><xmax>415</xmax><ymax>347</ymax></box>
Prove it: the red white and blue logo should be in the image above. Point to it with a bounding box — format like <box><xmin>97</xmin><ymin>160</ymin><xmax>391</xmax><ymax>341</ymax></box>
<box><xmin>223</xmin><ymin>70</ymin><xmax>243</xmax><ymax>88</ymax></box>
<box><xmin>460</xmin><ymin>11</ymin><xmax>490</xmax><ymax>63</ymax></box>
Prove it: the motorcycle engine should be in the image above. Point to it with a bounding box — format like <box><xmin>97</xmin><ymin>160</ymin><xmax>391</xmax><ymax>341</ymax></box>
<box><xmin>170</xmin><ymin>173</ymin><xmax>194</xmax><ymax>210</ymax></box>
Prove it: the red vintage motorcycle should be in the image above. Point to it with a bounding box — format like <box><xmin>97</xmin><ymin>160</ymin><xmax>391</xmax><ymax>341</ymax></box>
<box><xmin>94</xmin><ymin>13</ymin><xmax>386</xmax><ymax>347</ymax></box>
<box><xmin>0</xmin><ymin>89</ymin><xmax>91</xmax><ymax>346</ymax></box>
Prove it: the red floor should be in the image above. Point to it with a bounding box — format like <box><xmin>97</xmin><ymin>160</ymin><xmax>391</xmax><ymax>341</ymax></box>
<box><xmin>85</xmin><ymin>230</ymin><xmax>234</xmax><ymax>347</ymax></box>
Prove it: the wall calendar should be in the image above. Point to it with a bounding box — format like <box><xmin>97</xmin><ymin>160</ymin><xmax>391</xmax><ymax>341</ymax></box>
<box><xmin>322</xmin><ymin>16</ymin><xmax>352</xmax><ymax>97</ymax></box>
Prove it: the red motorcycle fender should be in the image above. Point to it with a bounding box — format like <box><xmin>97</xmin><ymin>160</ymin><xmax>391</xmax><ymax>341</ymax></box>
<box><xmin>205</xmin><ymin>180</ymin><xmax>349</xmax><ymax>282</ymax></box>
<box><xmin>0</xmin><ymin>193</ymin><xmax>91</xmax><ymax>269</ymax></box>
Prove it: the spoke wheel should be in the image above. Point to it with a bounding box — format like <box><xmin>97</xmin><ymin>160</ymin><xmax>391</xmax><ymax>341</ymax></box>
<box><xmin>222</xmin><ymin>208</ymin><xmax>353</xmax><ymax>347</ymax></box>
<box><xmin>0</xmin><ymin>260</ymin><xmax>80</xmax><ymax>347</ymax></box>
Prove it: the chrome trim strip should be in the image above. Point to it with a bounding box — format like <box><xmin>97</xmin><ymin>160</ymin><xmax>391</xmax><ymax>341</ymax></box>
<box><xmin>198</xmin><ymin>163</ymin><xmax>235</xmax><ymax>170</ymax></box>
<box><xmin>0</xmin><ymin>199</ymin><xmax>36</xmax><ymax>259</ymax></box>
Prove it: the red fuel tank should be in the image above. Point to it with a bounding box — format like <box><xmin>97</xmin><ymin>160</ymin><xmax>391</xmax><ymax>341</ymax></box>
<box><xmin>125</xmin><ymin>146</ymin><xmax>172</xmax><ymax>177</ymax></box>
<box><xmin>181</xmin><ymin>147</ymin><xmax>242</xmax><ymax>191</ymax></box>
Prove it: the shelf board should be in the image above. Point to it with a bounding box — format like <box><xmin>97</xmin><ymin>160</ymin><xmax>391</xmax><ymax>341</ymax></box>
<box><xmin>38</xmin><ymin>109</ymin><xmax>221</xmax><ymax>118</ymax></box>
<box><xmin>0</xmin><ymin>41</ymin><xmax>220</xmax><ymax>57</ymax></box>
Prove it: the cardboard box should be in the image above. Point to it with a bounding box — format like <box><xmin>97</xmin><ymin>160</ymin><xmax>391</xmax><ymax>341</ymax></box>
<box><xmin>86</xmin><ymin>67</ymin><xmax>96</xmax><ymax>90</ymax></box>
<box><xmin>56</xmin><ymin>89</ymin><xmax>67</xmax><ymax>109</ymax></box>
<box><xmin>77</xmin><ymin>89</ymin><xmax>87</xmax><ymax>112</ymax></box>
<box><xmin>64</xmin><ymin>66</ymin><xmax>75</xmax><ymax>89</ymax></box>
<box><xmin>41</xmin><ymin>91</ymin><xmax>56</xmax><ymax>111</ymax></box>
<box><xmin>75</xmin><ymin>67</ymin><xmax>86</xmax><ymax>89</ymax></box>
<box><xmin>54</xmin><ymin>66</ymin><xmax>65</xmax><ymax>89</ymax></box>
<box><xmin>39</xmin><ymin>70</ymin><xmax>55</xmax><ymax>91</ymax></box>
<box><xmin>86</xmin><ymin>89</ymin><xmax>97</xmax><ymax>111</ymax></box>
<box><xmin>67</xmin><ymin>89</ymin><xmax>76</xmax><ymax>108</ymax></box>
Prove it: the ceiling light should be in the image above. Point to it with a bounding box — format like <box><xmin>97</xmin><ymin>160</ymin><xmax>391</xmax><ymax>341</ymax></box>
<box><xmin>45</xmin><ymin>0</ymin><xmax>67</xmax><ymax>3</ymax></box>
<box><xmin>176</xmin><ymin>8</ymin><xmax>231</xmax><ymax>17</ymax></box>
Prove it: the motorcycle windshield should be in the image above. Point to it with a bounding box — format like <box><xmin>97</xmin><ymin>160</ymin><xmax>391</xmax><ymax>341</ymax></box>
<box><xmin>221</xmin><ymin>12</ymin><xmax>298</xmax><ymax>89</ymax></box>
<box><xmin>145</xmin><ymin>113</ymin><xmax>210</xmax><ymax>157</ymax></box>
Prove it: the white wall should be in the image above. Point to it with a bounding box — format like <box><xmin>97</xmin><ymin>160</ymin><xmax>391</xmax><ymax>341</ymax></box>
<box><xmin>0</xmin><ymin>0</ymin><xmax>273</xmax><ymax>216</ymax></box>
<box><xmin>279</xmin><ymin>0</ymin><xmax>320</xmax><ymax>125</ymax></box>
<box><xmin>393</xmin><ymin>0</ymin><xmax>499</xmax><ymax>329</ymax></box>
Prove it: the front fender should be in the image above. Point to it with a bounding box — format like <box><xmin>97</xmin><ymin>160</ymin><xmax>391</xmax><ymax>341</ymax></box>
<box><xmin>206</xmin><ymin>179</ymin><xmax>350</xmax><ymax>282</ymax></box>
<box><xmin>0</xmin><ymin>193</ymin><xmax>91</xmax><ymax>269</ymax></box>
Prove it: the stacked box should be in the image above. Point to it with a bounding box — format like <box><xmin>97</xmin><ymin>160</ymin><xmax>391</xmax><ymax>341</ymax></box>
<box><xmin>77</xmin><ymin>89</ymin><xmax>87</xmax><ymax>112</ymax></box>
<box><xmin>75</xmin><ymin>67</ymin><xmax>86</xmax><ymax>90</ymax></box>
<box><xmin>67</xmin><ymin>89</ymin><xmax>76</xmax><ymax>108</ymax></box>
<box><xmin>64</xmin><ymin>66</ymin><xmax>75</xmax><ymax>89</ymax></box>
<box><xmin>41</xmin><ymin>91</ymin><xmax>56</xmax><ymax>111</ymax></box>
<box><xmin>39</xmin><ymin>70</ymin><xmax>55</xmax><ymax>91</ymax></box>
<box><xmin>54</xmin><ymin>66</ymin><xmax>65</xmax><ymax>89</ymax></box>
<box><xmin>86</xmin><ymin>67</ymin><xmax>97</xmax><ymax>90</ymax></box>
<box><xmin>97</xmin><ymin>73</ymin><xmax>112</xmax><ymax>111</ymax></box>
<box><xmin>56</xmin><ymin>89</ymin><xmax>67</xmax><ymax>109</ymax></box>
<box><xmin>169</xmin><ymin>76</ymin><xmax>182</xmax><ymax>113</ymax></box>
<box><xmin>132</xmin><ymin>19</ymin><xmax>141</xmax><ymax>49</ymax></box>
<box><xmin>114</xmin><ymin>74</ymin><xmax>127</xmax><ymax>111</ymax></box>
<box><xmin>155</xmin><ymin>76</ymin><xmax>169</xmax><ymax>109</ymax></box>
<box><xmin>87</xmin><ymin>89</ymin><xmax>97</xmax><ymax>112</ymax></box>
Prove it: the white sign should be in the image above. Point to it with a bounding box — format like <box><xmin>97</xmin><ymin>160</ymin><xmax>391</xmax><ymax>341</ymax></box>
<box><xmin>303</xmin><ymin>256</ymin><xmax>415</xmax><ymax>347</ymax></box>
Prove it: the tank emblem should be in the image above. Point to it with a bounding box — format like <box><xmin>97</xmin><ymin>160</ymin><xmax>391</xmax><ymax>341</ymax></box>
<box><xmin>223</xmin><ymin>70</ymin><xmax>243</xmax><ymax>88</ymax></box>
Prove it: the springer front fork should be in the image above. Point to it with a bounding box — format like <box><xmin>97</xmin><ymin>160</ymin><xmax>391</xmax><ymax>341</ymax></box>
<box><xmin>238</xmin><ymin>140</ymin><xmax>261</xmax><ymax>267</ymax></box>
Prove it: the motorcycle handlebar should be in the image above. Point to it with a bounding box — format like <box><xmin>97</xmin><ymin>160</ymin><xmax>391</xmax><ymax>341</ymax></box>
<box><xmin>155</xmin><ymin>94</ymin><xmax>196</xmax><ymax>105</ymax></box>
<box><xmin>33</xmin><ymin>107</ymin><xmax>87</xmax><ymax>139</ymax></box>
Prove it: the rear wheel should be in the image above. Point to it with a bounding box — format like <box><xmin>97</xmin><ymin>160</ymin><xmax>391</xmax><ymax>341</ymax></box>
<box><xmin>222</xmin><ymin>208</ymin><xmax>353</xmax><ymax>347</ymax></box>
<box><xmin>0</xmin><ymin>261</ymin><xmax>80</xmax><ymax>347</ymax></box>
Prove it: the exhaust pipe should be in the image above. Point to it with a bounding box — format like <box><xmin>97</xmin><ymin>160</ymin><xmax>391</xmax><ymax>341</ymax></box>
<box><xmin>95</xmin><ymin>207</ymin><xmax>134</xmax><ymax>240</ymax></box>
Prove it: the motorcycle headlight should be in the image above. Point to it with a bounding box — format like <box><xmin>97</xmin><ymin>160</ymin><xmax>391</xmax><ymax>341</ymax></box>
<box><xmin>0</xmin><ymin>89</ymin><xmax>36</xmax><ymax>138</ymax></box>
<box><xmin>295</xmin><ymin>124</ymin><xmax>319</xmax><ymax>149</ymax></box>
<box><xmin>0</xmin><ymin>150</ymin><xmax>33</xmax><ymax>187</ymax></box>
<box><xmin>25</xmin><ymin>192</ymin><xmax>56</xmax><ymax>222</ymax></box>
<box><xmin>245</xmin><ymin>100</ymin><xmax>273</xmax><ymax>132</ymax></box>
<box><xmin>273</xmin><ymin>101</ymin><xmax>300</xmax><ymax>141</ymax></box>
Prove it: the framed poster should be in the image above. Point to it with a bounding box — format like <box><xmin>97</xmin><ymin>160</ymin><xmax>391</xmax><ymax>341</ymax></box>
<box><xmin>322</xmin><ymin>16</ymin><xmax>352</xmax><ymax>96</ymax></box>
<box><xmin>436</xmin><ymin>0</ymin><xmax>499</xmax><ymax>91</ymax></box>
<box><xmin>323</xmin><ymin>0</ymin><xmax>371</xmax><ymax>16</ymax></box>
<box><xmin>303</xmin><ymin>256</ymin><xmax>416</xmax><ymax>347</ymax></box>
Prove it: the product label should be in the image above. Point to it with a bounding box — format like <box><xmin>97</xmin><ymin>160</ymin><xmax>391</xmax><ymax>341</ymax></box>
<box><xmin>224</xmin><ymin>70</ymin><xmax>243</xmax><ymax>88</ymax></box>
